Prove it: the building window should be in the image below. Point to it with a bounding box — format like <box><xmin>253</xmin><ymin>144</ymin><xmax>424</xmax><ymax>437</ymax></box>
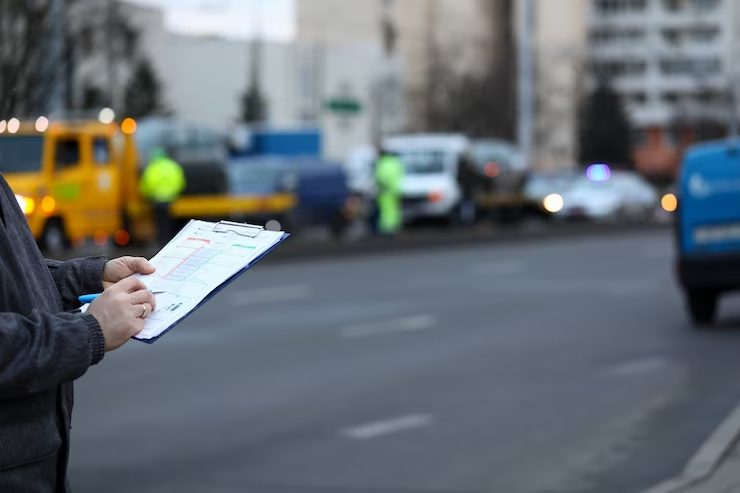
<box><xmin>662</xmin><ymin>27</ymin><xmax>720</xmax><ymax>45</ymax></box>
<box><xmin>663</xmin><ymin>0</ymin><xmax>685</xmax><ymax>12</ymax></box>
<box><xmin>595</xmin><ymin>0</ymin><xmax>647</xmax><ymax>14</ymax></box>
<box><xmin>661</xmin><ymin>92</ymin><xmax>681</xmax><ymax>104</ymax></box>
<box><xmin>625</xmin><ymin>92</ymin><xmax>647</xmax><ymax>104</ymax></box>
<box><xmin>692</xmin><ymin>0</ymin><xmax>719</xmax><ymax>11</ymax></box>
<box><xmin>590</xmin><ymin>28</ymin><xmax>646</xmax><ymax>44</ymax></box>
<box><xmin>659</xmin><ymin>57</ymin><xmax>721</xmax><ymax>75</ymax></box>
<box><xmin>664</xmin><ymin>0</ymin><xmax>719</xmax><ymax>12</ymax></box>
<box><xmin>592</xmin><ymin>59</ymin><xmax>647</xmax><ymax>78</ymax></box>
<box><xmin>692</xmin><ymin>90</ymin><xmax>726</xmax><ymax>105</ymax></box>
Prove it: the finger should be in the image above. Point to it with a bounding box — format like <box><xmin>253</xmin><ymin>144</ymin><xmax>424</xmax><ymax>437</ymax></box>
<box><xmin>128</xmin><ymin>303</ymin><xmax>151</xmax><ymax>319</ymax></box>
<box><xmin>140</xmin><ymin>303</ymin><xmax>153</xmax><ymax>319</ymax></box>
<box><xmin>130</xmin><ymin>317</ymin><xmax>146</xmax><ymax>337</ymax></box>
<box><xmin>128</xmin><ymin>290</ymin><xmax>157</xmax><ymax>311</ymax></box>
<box><xmin>114</xmin><ymin>276</ymin><xmax>148</xmax><ymax>293</ymax></box>
<box><xmin>126</xmin><ymin>257</ymin><xmax>156</xmax><ymax>275</ymax></box>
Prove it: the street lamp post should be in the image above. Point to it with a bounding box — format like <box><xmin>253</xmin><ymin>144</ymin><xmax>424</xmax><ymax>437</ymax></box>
<box><xmin>50</xmin><ymin>0</ymin><xmax>65</xmax><ymax>116</ymax></box>
<box><xmin>517</xmin><ymin>0</ymin><xmax>535</xmax><ymax>167</ymax></box>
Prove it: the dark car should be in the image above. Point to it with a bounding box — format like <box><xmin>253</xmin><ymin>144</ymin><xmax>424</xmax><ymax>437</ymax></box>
<box><xmin>470</xmin><ymin>139</ymin><xmax>529</xmax><ymax>221</ymax></box>
<box><xmin>229</xmin><ymin>157</ymin><xmax>353</xmax><ymax>238</ymax></box>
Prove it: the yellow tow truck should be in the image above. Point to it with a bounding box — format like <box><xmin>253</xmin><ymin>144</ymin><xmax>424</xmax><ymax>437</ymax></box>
<box><xmin>0</xmin><ymin>118</ymin><xmax>296</xmax><ymax>251</ymax></box>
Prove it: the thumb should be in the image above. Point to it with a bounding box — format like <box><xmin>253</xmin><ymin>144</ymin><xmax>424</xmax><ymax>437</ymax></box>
<box><xmin>126</xmin><ymin>257</ymin><xmax>156</xmax><ymax>275</ymax></box>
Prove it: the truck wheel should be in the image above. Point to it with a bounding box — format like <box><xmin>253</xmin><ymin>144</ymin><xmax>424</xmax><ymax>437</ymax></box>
<box><xmin>41</xmin><ymin>219</ymin><xmax>69</xmax><ymax>255</ymax></box>
<box><xmin>687</xmin><ymin>289</ymin><xmax>718</xmax><ymax>327</ymax></box>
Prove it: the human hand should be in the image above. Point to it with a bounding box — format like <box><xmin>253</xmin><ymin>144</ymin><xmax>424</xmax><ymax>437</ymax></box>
<box><xmin>103</xmin><ymin>256</ymin><xmax>155</xmax><ymax>289</ymax></box>
<box><xmin>87</xmin><ymin>277</ymin><xmax>157</xmax><ymax>352</ymax></box>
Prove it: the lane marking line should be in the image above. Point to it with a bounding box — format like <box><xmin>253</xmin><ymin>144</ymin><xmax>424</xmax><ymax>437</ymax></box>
<box><xmin>230</xmin><ymin>285</ymin><xmax>311</xmax><ymax>306</ymax></box>
<box><xmin>642</xmin><ymin>402</ymin><xmax>740</xmax><ymax>493</ymax></box>
<box><xmin>606</xmin><ymin>357</ymin><xmax>671</xmax><ymax>378</ymax></box>
<box><xmin>472</xmin><ymin>260</ymin><xmax>526</xmax><ymax>276</ymax></box>
<box><xmin>341</xmin><ymin>314</ymin><xmax>437</xmax><ymax>339</ymax></box>
<box><xmin>342</xmin><ymin>414</ymin><xmax>433</xmax><ymax>440</ymax></box>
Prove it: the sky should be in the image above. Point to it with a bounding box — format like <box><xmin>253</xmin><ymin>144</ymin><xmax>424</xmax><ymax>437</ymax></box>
<box><xmin>125</xmin><ymin>0</ymin><xmax>296</xmax><ymax>41</ymax></box>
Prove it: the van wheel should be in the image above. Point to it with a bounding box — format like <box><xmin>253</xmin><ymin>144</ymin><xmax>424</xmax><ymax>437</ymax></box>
<box><xmin>687</xmin><ymin>289</ymin><xmax>718</xmax><ymax>327</ymax></box>
<box><xmin>41</xmin><ymin>219</ymin><xmax>69</xmax><ymax>255</ymax></box>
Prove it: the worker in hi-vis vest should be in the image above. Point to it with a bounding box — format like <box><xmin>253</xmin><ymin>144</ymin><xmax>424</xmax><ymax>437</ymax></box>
<box><xmin>374</xmin><ymin>149</ymin><xmax>404</xmax><ymax>236</ymax></box>
<box><xmin>139</xmin><ymin>148</ymin><xmax>186</xmax><ymax>245</ymax></box>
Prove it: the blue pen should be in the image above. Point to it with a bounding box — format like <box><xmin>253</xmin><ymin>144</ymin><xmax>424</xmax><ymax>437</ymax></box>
<box><xmin>78</xmin><ymin>291</ymin><xmax>165</xmax><ymax>304</ymax></box>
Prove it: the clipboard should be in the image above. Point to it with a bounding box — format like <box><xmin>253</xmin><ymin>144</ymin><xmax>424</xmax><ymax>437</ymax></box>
<box><xmin>132</xmin><ymin>219</ymin><xmax>290</xmax><ymax>343</ymax></box>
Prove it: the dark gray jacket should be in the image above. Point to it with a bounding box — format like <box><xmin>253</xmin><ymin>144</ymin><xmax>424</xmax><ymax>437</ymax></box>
<box><xmin>0</xmin><ymin>175</ymin><xmax>106</xmax><ymax>492</ymax></box>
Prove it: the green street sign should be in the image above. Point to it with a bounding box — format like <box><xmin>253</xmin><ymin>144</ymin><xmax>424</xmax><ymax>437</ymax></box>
<box><xmin>324</xmin><ymin>98</ymin><xmax>362</xmax><ymax>115</ymax></box>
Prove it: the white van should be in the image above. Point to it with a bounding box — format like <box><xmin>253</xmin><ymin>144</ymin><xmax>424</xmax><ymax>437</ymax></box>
<box><xmin>383</xmin><ymin>134</ymin><xmax>475</xmax><ymax>223</ymax></box>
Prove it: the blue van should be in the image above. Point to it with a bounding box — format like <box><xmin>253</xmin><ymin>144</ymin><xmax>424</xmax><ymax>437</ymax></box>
<box><xmin>677</xmin><ymin>140</ymin><xmax>740</xmax><ymax>325</ymax></box>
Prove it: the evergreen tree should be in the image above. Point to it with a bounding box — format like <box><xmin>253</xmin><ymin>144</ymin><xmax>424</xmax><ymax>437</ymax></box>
<box><xmin>579</xmin><ymin>79</ymin><xmax>633</xmax><ymax>167</ymax></box>
<box><xmin>241</xmin><ymin>38</ymin><xmax>267</xmax><ymax>124</ymax></box>
<box><xmin>124</xmin><ymin>58</ymin><xmax>165</xmax><ymax>118</ymax></box>
<box><xmin>241</xmin><ymin>83</ymin><xmax>267</xmax><ymax>124</ymax></box>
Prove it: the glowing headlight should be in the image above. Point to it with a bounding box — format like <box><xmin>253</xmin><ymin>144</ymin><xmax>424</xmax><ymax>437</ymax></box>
<box><xmin>15</xmin><ymin>194</ymin><xmax>35</xmax><ymax>215</ymax></box>
<box><xmin>543</xmin><ymin>193</ymin><xmax>564</xmax><ymax>213</ymax></box>
<box><xmin>661</xmin><ymin>193</ymin><xmax>678</xmax><ymax>213</ymax></box>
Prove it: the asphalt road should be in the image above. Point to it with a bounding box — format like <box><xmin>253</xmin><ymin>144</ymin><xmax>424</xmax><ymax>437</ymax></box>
<box><xmin>68</xmin><ymin>230</ymin><xmax>740</xmax><ymax>493</ymax></box>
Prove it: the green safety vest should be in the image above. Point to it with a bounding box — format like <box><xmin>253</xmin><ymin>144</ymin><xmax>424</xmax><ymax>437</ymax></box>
<box><xmin>375</xmin><ymin>155</ymin><xmax>403</xmax><ymax>196</ymax></box>
<box><xmin>375</xmin><ymin>155</ymin><xmax>404</xmax><ymax>233</ymax></box>
<box><xmin>139</xmin><ymin>157</ymin><xmax>186</xmax><ymax>203</ymax></box>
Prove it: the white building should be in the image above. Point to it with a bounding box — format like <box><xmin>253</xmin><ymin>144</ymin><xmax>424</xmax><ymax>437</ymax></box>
<box><xmin>76</xmin><ymin>1</ymin><xmax>401</xmax><ymax>161</ymax></box>
<box><xmin>587</xmin><ymin>0</ymin><xmax>740</xmax><ymax>175</ymax></box>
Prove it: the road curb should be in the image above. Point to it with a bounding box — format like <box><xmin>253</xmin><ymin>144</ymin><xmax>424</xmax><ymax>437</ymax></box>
<box><xmin>266</xmin><ymin>222</ymin><xmax>669</xmax><ymax>263</ymax></box>
<box><xmin>52</xmin><ymin>222</ymin><xmax>669</xmax><ymax>262</ymax></box>
<box><xmin>642</xmin><ymin>402</ymin><xmax>740</xmax><ymax>493</ymax></box>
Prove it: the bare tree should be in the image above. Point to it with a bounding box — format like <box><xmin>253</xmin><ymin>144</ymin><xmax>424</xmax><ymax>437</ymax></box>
<box><xmin>64</xmin><ymin>0</ymin><xmax>141</xmax><ymax>112</ymax></box>
<box><xmin>0</xmin><ymin>0</ymin><xmax>57</xmax><ymax>117</ymax></box>
<box><xmin>417</xmin><ymin>0</ymin><xmax>516</xmax><ymax>139</ymax></box>
<box><xmin>0</xmin><ymin>0</ymin><xmax>144</xmax><ymax>119</ymax></box>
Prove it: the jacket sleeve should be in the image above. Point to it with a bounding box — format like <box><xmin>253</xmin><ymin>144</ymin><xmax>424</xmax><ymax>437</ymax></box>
<box><xmin>45</xmin><ymin>256</ymin><xmax>107</xmax><ymax>311</ymax></box>
<box><xmin>0</xmin><ymin>311</ymin><xmax>105</xmax><ymax>399</ymax></box>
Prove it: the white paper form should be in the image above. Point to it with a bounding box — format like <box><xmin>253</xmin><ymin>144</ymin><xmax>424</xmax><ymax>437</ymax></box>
<box><xmin>132</xmin><ymin>220</ymin><xmax>287</xmax><ymax>341</ymax></box>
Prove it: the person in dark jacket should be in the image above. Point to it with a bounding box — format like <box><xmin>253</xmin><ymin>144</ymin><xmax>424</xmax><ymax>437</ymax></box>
<box><xmin>0</xmin><ymin>174</ymin><xmax>158</xmax><ymax>492</ymax></box>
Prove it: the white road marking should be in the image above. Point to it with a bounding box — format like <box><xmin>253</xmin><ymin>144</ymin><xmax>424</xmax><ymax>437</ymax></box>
<box><xmin>606</xmin><ymin>356</ymin><xmax>671</xmax><ymax>378</ymax></box>
<box><xmin>230</xmin><ymin>285</ymin><xmax>311</xmax><ymax>306</ymax></box>
<box><xmin>480</xmin><ymin>278</ymin><xmax>660</xmax><ymax>298</ymax></box>
<box><xmin>472</xmin><ymin>260</ymin><xmax>526</xmax><ymax>277</ymax></box>
<box><xmin>342</xmin><ymin>414</ymin><xmax>433</xmax><ymax>440</ymax></box>
<box><xmin>642</xmin><ymin>402</ymin><xmax>740</xmax><ymax>493</ymax></box>
<box><xmin>341</xmin><ymin>314</ymin><xmax>437</xmax><ymax>339</ymax></box>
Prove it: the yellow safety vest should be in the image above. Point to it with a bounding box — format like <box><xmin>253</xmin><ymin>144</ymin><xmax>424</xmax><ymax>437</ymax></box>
<box><xmin>139</xmin><ymin>157</ymin><xmax>186</xmax><ymax>203</ymax></box>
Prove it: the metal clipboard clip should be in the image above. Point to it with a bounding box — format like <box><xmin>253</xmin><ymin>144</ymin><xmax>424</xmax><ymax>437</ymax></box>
<box><xmin>212</xmin><ymin>221</ymin><xmax>265</xmax><ymax>238</ymax></box>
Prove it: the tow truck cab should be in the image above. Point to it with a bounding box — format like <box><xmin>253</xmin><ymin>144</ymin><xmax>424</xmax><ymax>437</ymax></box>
<box><xmin>0</xmin><ymin>121</ymin><xmax>143</xmax><ymax>251</ymax></box>
<box><xmin>0</xmin><ymin>119</ymin><xmax>298</xmax><ymax>252</ymax></box>
<box><xmin>677</xmin><ymin>140</ymin><xmax>740</xmax><ymax>325</ymax></box>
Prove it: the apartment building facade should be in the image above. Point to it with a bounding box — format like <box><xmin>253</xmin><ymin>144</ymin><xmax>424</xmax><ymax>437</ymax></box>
<box><xmin>588</xmin><ymin>0</ymin><xmax>740</xmax><ymax>176</ymax></box>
